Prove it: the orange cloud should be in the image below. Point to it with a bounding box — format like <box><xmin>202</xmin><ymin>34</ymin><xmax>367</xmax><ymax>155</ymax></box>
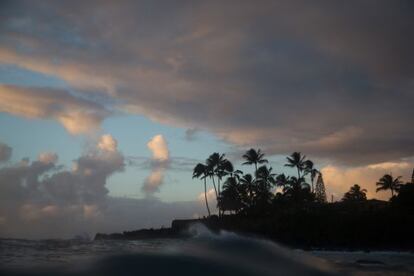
<box><xmin>0</xmin><ymin>84</ymin><xmax>109</xmax><ymax>134</ymax></box>
<box><xmin>147</xmin><ymin>135</ymin><xmax>169</xmax><ymax>161</ymax></box>
<box><xmin>321</xmin><ymin>161</ymin><xmax>413</xmax><ymax>201</ymax></box>
<box><xmin>98</xmin><ymin>134</ymin><xmax>118</xmax><ymax>153</ymax></box>
<box><xmin>38</xmin><ymin>152</ymin><xmax>58</xmax><ymax>164</ymax></box>
<box><xmin>142</xmin><ymin>135</ymin><xmax>170</xmax><ymax>194</ymax></box>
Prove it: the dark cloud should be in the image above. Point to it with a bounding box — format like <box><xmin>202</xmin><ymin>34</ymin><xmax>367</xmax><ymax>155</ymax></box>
<box><xmin>185</xmin><ymin>128</ymin><xmax>199</xmax><ymax>141</ymax></box>
<box><xmin>127</xmin><ymin>156</ymin><xmax>200</xmax><ymax>172</ymax></box>
<box><xmin>0</xmin><ymin>1</ymin><xmax>413</xmax><ymax>165</ymax></box>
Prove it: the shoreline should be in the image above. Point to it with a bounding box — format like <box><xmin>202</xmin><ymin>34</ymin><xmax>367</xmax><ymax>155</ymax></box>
<box><xmin>94</xmin><ymin>216</ymin><xmax>414</xmax><ymax>252</ymax></box>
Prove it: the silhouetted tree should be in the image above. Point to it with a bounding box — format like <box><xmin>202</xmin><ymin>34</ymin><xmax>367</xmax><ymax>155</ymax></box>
<box><xmin>239</xmin><ymin>173</ymin><xmax>255</xmax><ymax>207</ymax></box>
<box><xmin>206</xmin><ymin>153</ymin><xmax>235</xmax><ymax>217</ymax></box>
<box><xmin>283</xmin><ymin>176</ymin><xmax>313</xmax><ymax>203</ymax></box>
<box><xmin>392</xmin><ymin>183</ymin><xmax>414</xmax><ymax>210</ymax></box>
<box><xmin>275</xmin><ymin>173</ymin><xmax>290</xmax><ymax>188</ymax></box>
<box><xmin>218</xmin><ymin>176</ymin><xmax>244</xmax><ymax>214</ymax></box>
<box><xmin>206</xmin><ymin>152</ymin><xmax>227</xmax><ymax>196</ymax></box>
<box><xmin>376</xmin><ymin>174</ymin><xmax>403</xmax><ymax>198</ymax></box>
<box><xmin>221</xmin><ymin>159</ymin><xmax>242</xmax><ymax>179</ymax></box>
<box><xmin>285</xmin><ymin>152</ymin><xmax>307</xmax><ymax>179</ymax></box>
<box><xmin>242</xmin><ymin>148</ymin><xmax>268</xmax><ymax>176</ymax></box>
<box><xmin>342</xmin><ymin>184</ymin><xmax>367</xmax><ymax>203</ymax></box>
<box><xmin>304</xmin><ymin>160</ymin><xmax>319</xmax><ymax>193</ymax></box>
<box><xmin>193</xmin><ymin>163</ymin><xmax>211</xmax><ymax>216</ymax></box>
<box><xmin>206</xmin><ymin>162</ymin><xmax>218</xmax><ymax>200</ymax></box>
<box><xmin>411</xmin><ymin>168</ymin><xmax>414</xmax><ymax>184</ymax></box>
<box><xmin>254</xmin><ymin>165</ymin><xmax>276</xmax><ymax>209</ymax></box>
<box><xmin>314</xmin><ymin>173</ymin><xmax>327</xmax><ymax>203</ymax></box>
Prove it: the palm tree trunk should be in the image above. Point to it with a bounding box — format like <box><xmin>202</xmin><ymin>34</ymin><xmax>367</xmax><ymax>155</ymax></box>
<box><xmin>211</xmin><ymin>176</ymin><xmax>220</xmax><ymax>215</ymax></box>
<box><xmin>249</xmin><ymin>183</ymin><xmax>253</xmax><ymax>207</ymax></box>
<box><xmin>297</xmin><ymin>167</ymin><xmax>301</xmax><ymax>179</ymax></box>
<box><xmin>218</xmin><ymin>178</ymin><xmax>221</xmax><ymax>196</ymax></box>
<box><xmin>204</xmin><ymin>178</ymin><xmax>211</xmax><ymax>217</ymax></box>
<box><xmin>211</xmin><ymin>177</ymin><xmax>218</xmax><ymax>199</ymax></box>
<box><xmin>218</xmin><ymin>177</ymin><xmax>222</xmax><ymax>217</ymax></box>
<box><xmin>311</xmin><ymin>177</ymin><xmax>314</xmax><ymax>193</ymax></box>
<box><xmin>253</xmin><ymin>163</ymin><xmax>258</xmax><ymax>207</ymax></box>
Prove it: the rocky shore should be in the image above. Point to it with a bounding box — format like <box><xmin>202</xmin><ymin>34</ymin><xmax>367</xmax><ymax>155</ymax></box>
<box><xmin>94</xmin><ymin>219</ymin><xmax>202</xmax><ymax>240</ymax></box>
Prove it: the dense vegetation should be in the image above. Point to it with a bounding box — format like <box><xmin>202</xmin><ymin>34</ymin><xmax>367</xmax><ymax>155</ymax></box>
<box><xmin>191</xmin><ymin>149</ymin><xmax>414</xmax><ymax>249</ymax></box>
<box><xmin>193</xmin><ymin>150</ymin><xmax>321</xmax><ymax>216</ymax></box>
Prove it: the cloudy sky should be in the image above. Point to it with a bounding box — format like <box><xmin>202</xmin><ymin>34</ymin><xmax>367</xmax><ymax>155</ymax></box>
<box><xmin>0</xmin><ymin>0</ymin><xmax>413</xmax><ymax>238</ymax></box>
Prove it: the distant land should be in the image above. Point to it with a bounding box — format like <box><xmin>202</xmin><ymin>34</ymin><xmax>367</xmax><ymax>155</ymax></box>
<box><xmin>95</xmin><ymin>199</ymin><xmax>414</xmax><ymax>251</ymax></box>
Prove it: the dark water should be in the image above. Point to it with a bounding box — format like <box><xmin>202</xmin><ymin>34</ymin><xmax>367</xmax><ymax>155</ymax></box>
<box><xmin>0</xmin><ymin>224</ymin><xmax>413</xmax><ymax>275</ymax></box>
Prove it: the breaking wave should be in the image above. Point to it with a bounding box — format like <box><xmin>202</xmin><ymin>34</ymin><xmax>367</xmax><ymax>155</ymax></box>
<box><xmin>2</xmin><ymin>224</ymin><xmax>408</xmax><ymax>275</ymax></box>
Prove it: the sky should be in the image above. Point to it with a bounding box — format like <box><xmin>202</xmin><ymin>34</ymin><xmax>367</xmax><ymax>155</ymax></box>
<box><xmin>0</xmin><ymin>0</ymin><xmax>413</xmax><ymax>238</ymax></box>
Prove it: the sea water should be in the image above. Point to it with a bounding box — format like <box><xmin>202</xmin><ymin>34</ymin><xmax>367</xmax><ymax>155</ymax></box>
<box><xmin>0</xmin><ymin>224</ymin><xmax>413</xmax><ymax>275</ymax></box>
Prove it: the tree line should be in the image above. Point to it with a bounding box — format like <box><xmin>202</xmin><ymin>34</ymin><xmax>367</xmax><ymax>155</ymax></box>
<box><xmin>193</xmin><ymin>149</ymin><xmax>414</xmax><ymax>217</ymax></box>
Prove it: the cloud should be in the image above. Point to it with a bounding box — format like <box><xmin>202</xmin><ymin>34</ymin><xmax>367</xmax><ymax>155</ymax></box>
<box><xmin>127</xmin><ymin>156</ymin><xmax>200</xmax><ymax>172</ymax></box>
<box><xmin>38</xmin><ymin>152</ymin><xmax>58</xmax><ymax>164</ymax></box>
<box><xmin>98</xmin><ymin>134</ymin><xmax>118</xmax><ymax>153</ymax></box>
<box><xmin>198</xmin><ymin>188</ymin><xmax>217</xmax><ymax>205</ymax></box>
<box><xmin>321</xmin><ymin>160</ymin><xmax>414</xmax><ymax>201</ymax></box>
<box><xmin>0</xmin><ymin>135</ymin><xmax>126</xmax><ymax>238</ymax></box>
<box><xmin>0</xmin><ymin>84</ymin><xmax>110</xmax><ymax>134</ymax></box>
<box><xmin>0</xmin><ymin>1</ymin><xmax>413</xmax><ymax>165</ymax></box>
<box><xmin>142</xmin><ymin>135</ymin><xmax>170</xmax><ymax>195</ymax></box>
<box><xmin>0</xmin><ymin>134</ymin><xmax>211</xmax><ymax>239</ymax></box>
<box><xmin>147</xmin><ymin>134</ymin><xmax>169</xmax><ymax>162</ymax></box>
<box><xmin>0</xmin><ymin>195</ymin><xmax>207</xmax><ymax>239</ymax></box>
<box><xmin>185</xmin><ymin>128</ymin><xmax>199</xmax><ymax>141</ymax></box>
<box><xmin>142</xmin><ymin>168</ymin><xmax>165</xmax><ymax>195</ymax></box>
<box><xmin>0</xmin><ymin>142</ymin><xmax>12</xmax><ymax>163</ymax></box>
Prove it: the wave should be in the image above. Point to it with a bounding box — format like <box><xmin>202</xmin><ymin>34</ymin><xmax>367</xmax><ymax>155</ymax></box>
<box><xmin>0</xmin><ymin>224</ymin><xmax>336</xmax><ymax>275</ymax></box>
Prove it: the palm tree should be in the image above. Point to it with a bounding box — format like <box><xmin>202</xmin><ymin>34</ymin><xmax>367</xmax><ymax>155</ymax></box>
<box><xmin>219</xmin><ymin>176</ymin><xmax>244</xmax><ymax>214</ymax></box>
<box><xmin>206</xmin><ymin>152</ymin><xmax>227</xmax><ymax>195</ymax></box>
<box><xmin>206</xmin><ymin>162</ymin><xmax>218</xmax><ymax>200</ymax></box>
<box><xmin>342</xmin><ymin>184</ymin><xmax>367</xmax><ymax>202</ymax></box>
<box><xmin>221</xmin><ymin>159</ymin><xmax>242</xmax><ymax>179</ymax></box>
<box><xmin>256</xmin><ymin>166</ymin><xmax>276</xmax><ymax>187</ymax></box>
<box><xmin>242</xmin><ymin>148</ymin><xmax>268</xmax><ymax>175</ymax></box>
<box><xmin>304</xmin><ymin>160</ymin><xmax>319</xmax><ymax>193</ymax></box>
<box><xmin>275</xmin><ymin>173</ymin><xmax>290</xmax><ymax>188</ymax></box>
<box><xmin>240</xmin><ymin>174</ymin><xmax>255</xmax><ymax>207</ymax></box>
<box><xmin>283</xmin><ymin>176</ymin><xmax>312</xmax><ymax>203</ymax></box>
<box><xmin>206</xmin><ymin>152</ymin><xmax>235</xmax><ymax>217</ymax></box>
<box><xmin>193</xmin><ymin>163</ymin><xmax>211</xmax><ymax>216</ymax></box>
<box><xmin>255</xmin><ymin>165</ymin><xmax>276</xmax><ymax>206</ymax></box>
<box><xmin>376</xmin><ymin>174</ymin><xmax>403</xmax><ymax>198</ymax></box>
<box><xmin>285</xmin><ymin>152</ymin><xmax>307</xmax><ymax>179</ymax></box>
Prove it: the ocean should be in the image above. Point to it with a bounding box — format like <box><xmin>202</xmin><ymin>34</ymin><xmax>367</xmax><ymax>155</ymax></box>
<box><xmin>1</xmin><ymin>224</ymin><xmax>413</xmax><ymax>275</ymax></box>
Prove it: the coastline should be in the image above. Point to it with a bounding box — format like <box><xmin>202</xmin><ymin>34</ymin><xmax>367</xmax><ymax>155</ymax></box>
<box><xmin>94</xmin><ymin>214</ymin><xmax>414</xmax><ymax>252</ymax></box>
